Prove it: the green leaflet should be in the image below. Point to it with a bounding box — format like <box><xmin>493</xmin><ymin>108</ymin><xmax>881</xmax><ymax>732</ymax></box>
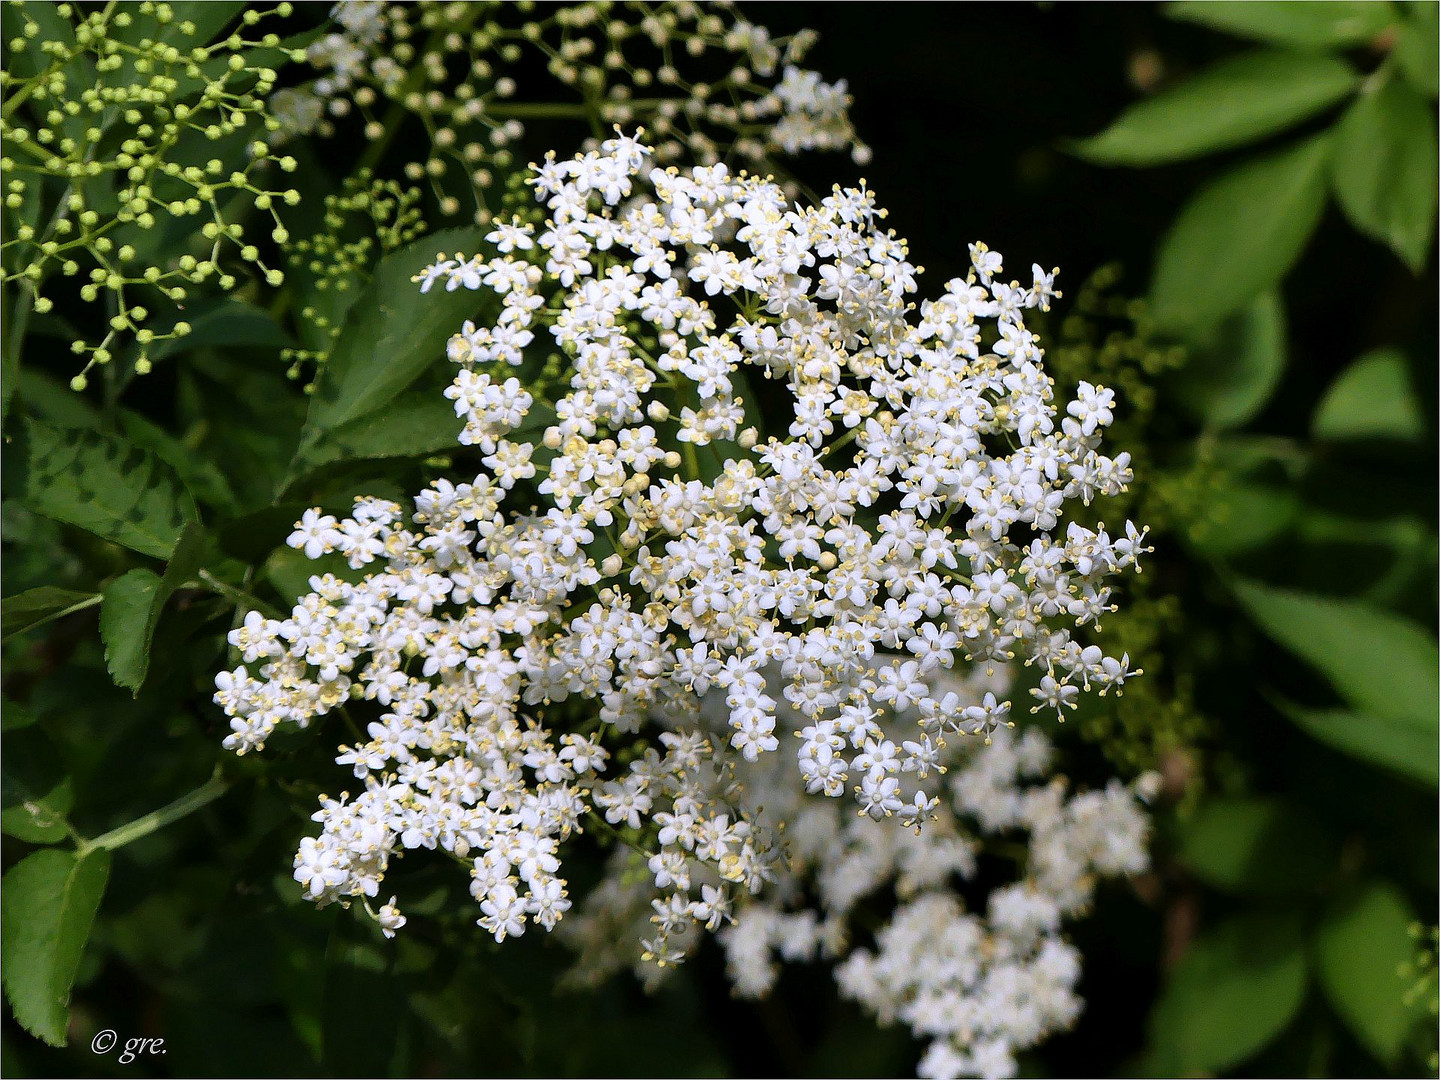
<box><xmin>1</xmin><ymin>848</ymin><xmax>111</xmax><ymax>1046</ymax></box>
<box><xmin>1316</xmin><ymin>882</ymin><xmax>1418</xmax><ymax>1065</ymax></box>
<box><xmin>1</xmin><ymin>724</ymin><xmax>75</xmax><ymax>844</ymax></box>
<box><xmin>1165</xmin><ymin>1</ymin><xmax>1398</xmax><ymax>48</ymax></box>
<box><xmin>1276</xmin><ymin>700</ymin><xmax>1439</xmax><ymax>786</ymax></box>
<box><xmin>1149</xmin><ymin>133</ymin><xmax>1331</xmax><ymax>329</ymax></box>
<box><xmin>1176</xmin><ymin>796</ymin><xmax>1338</xmax><ymax>894</ymax></box>
<box><xmin>1146</xmin><ymin>911</ymin><xmax>1309</xmax><ymax>1074</ymax></box>
<box><xmin>1076</xmin><ymin>50</ymin><xmax>1357</xmax><ymax>166</ymax></box>
<box><xmin>1331</xmin><ymin>71</ymin><xmax>1438</xmax><ymax>271</ymax></box>
<box><xmin>1233</xmin><ymin>579</ymin><xmax>1439</xmax><ymax>726</ymax></box>
<box><xmin>1394</xmin><ymin>4</ymin><xmax>1440</xmax><ymax>96</ymax></box>
<box><xmin>1</xmin><ymin>587</ymin><xmax>102</xmax><ymax>642</ymax></box>
<box><xmin>282</xmin><ymin>392</ymin><xmax>463</xmax><ymax>495</ymax></box>
<box><xmin>1312</xmin><ymin>348</ymin><xmax>1426</xmax><ymax>441</ymax></box>
<box><xmin>98</xmin><ymin>523</ymin><xmax>210</xmax><ymax>694</ymax></box>
<box><xmin>11</xmin><ymin>418</ymin><xmax>199</xmax><ymax>560</ymax></box>
<box><xmin>288</xmin><ymin>226</ymin><xmax>491</xmax><ymax>484</ymax></box>
<box><xmin>1171</xmin><ymin>291</ymin><xmax>1287</xmax><ymax>429</ymax></box>
<box><xmin>145</xmin><ymin>296</ymin><xmax>294</xmax><ymax>363</ymax></box>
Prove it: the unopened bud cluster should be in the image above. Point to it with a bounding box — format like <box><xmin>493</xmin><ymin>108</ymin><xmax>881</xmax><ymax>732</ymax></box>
<box><xmin>281</xmin><ymin>172</ymin><xmax>428</xmax><ymax>388</ymax></box>
<box><xmin>280</xmin><ymin>0</ymin><xmax>869</xmax><ymax>225</ymax></box>
<box><xmin>0</xmin><ymin>0</ymin><xmax>303</xmax><ymax>384</ymax></box>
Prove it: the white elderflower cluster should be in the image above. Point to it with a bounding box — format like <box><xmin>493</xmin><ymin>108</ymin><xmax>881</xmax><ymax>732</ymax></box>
<box><xmin>565</xmin><ymin>669</ymin><xmax>1156</xmax><ymax>1080</ymax></box>
<box><xmin>215</xmin><ymin>131</ymin><xmax>1148</xmax><ymax>964</ymax></box>
<box><xmin>280</xmin><ymin>1</ymin><xmax>867</xmax><ymax>221</ymax></box>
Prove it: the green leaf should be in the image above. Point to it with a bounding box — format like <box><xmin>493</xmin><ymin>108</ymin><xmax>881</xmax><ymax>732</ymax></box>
<box><xmin>1173</xmin><ymin>291</ymin><xmax>1287</xmax><ymax>428</ymax></box>
<box><xmin>1</xmin><ymin>725</ymin><xmax>74</xmax><ymax>845</ymax></box>
<box><xmin>217</xmin><ymin>503</ymin><xmax>319</xmax><ymax>566</ymax></box>
<box><xmin>1316</xmin><ymin>881</ymin><xmax>1417</xmax><ymax>1065</ymax></box>
<box><xmin>1148</xmin><ymin>911</ymin><xmax>1309</xmax><ymax>1075</ymax></box>
<box><xmin>1177</xmin><ymin>796</ymin><xmax>1337</xmax><ymax>894</ymax></box>
<box><xmin>1187</xmin><ymin>478</ymin><xmax>1300</xmax><ymax>557</ymax></box>
<box><xmin>1</xmin><ymin>587</ymin><xmax>102</xmax><ymax>642</ymax></box>
<box><xmin>116</xmin><ymin>409</ymin><xmax>241</xmax><ymax>514</ymax></box>
<box><xmin>1150</xmin><ymin>133</ymin><xmax>1331</xmax><ymax>330</ymax></box>
<box><xmin>16</xmin><ymin>369</ymin><xmax>105</xmax><ymax>431</ymax></box>
<box><xmin>1277</xmin><ymin>700</ymin><xmax>1438</xmax><ymax>786</ymax></box>
<box><xmin>1</xmin><ymin>357</ymin><xmax>16</xmax><ymax>428</ymax></box>
<box><xmin>146</xmin><ymin>296</ymin><xmax>293</xmax><ymax>362</ymax></box>
<box><xmin>293</xmin><ymin>227</ymin><xmax>489</xmax><ymax>467</ymax></box>
<box><xmin>1076</xmin><ymin>50</ymin><xmax>1357</xmax><ymax>166</ymax></box>
<box><xmin>1292</xmin><ymin>511</ymin><xmax>1436</xmax><ymax>608</ymax></box>
<box><xmin>1233</xmin><ymin>580</ymin><xmax>1439</xmax><ymax>725</ymax></box>
<box><xmin>2</xmin><ymin>701</ymin><xmax>38</xmax><ymax>731</ymax></box>
<box><xmin>98</xmin><ymin>523</ymin><xmax>209</xmax><ymax>694</ymax></box>
<box><xmin>1</xmin><ymin>849</ymin><xmax>111</xmax><ymax>1047</ymax></box>
<box><xmin>1166</xmin><ymin>1</ymin><xmax>1398</xmax><ymax>48</ymax></box>
<box><xmin>1312</xmin><ymin>348</ymin><xmax>1425</xmax><ymax>440</ymax></box>
<box><xmin>99</xmin><ymin>570</ymin><xmax>162</xmax><ymax>694</ymax></box>
<box><xmin>264</xmin><ymin>548</ymin><xmax>356</xmax><ymax>607</ymax></box>
<box><xmin>286</xmin><ymin>392</ymin><xmax>463</xmax><ymax>491</ymax></box>
<box><xmin>1331</xmin><ymin>72</ymin><xmax>1438</xmax><ymax>271</ymax></box>
<box><xmin>1394</xmin><ymin>5</ymin><xmax>1440</xmax><ymax>96</ymax></box>
<box><xmin>10</xmin><ymin>419</ymin><xmax>199</xmax><ymax>560</ymax></box>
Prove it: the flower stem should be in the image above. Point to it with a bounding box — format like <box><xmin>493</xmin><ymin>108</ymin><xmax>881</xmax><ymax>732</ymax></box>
<box><xmin>198</xmin><ymin>569</ymin><xmax>284</xmax><ymax>619</ymax></box>
<box><xmin>81</xmin><ymin>770</ymin><xmax>229</xmax><ymax>854</ymax></box>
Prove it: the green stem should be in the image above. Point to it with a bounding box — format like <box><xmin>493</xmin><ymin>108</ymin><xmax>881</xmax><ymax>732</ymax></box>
<box><xmin>483</xmin><ymin>97</ymin><xmax>675</xmax><ymax>120</ymax></box>
<box><xmin>81</xmin><ymin>771</ymin><xmax>229</xmax><ymax>854</ymax></box>
<box><xmin>198</xmin><ymin>568</ymin><xmax>284</xmax><ymax>618</ymax></box>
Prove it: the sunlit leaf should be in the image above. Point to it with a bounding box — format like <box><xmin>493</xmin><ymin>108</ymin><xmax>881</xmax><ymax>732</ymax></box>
<box><xmin>1076</xmin><ymin>50</ymin><xmax>1356</xmax><ymax>165</ymax></box>
<box><xmin>1316</xmin><ymin>881</ymin><xmax>1417</xmax><ymax>1065</ymax></box>
<box><xmin>1173</xmin><ymin>291</ymin><xmax>1287</xmax><ymax>428</ymax></box>
<box><xmin>1147</xmin><ymin>911</ymin><xmax>1309</xmax><ymax>1075</ymax></box>
<box><xmin>1166</xmin><ymin>1</ymin><xmax>1398</xmax><ymax>48</ymax></box>
<box><xmin>99</xmin><ymin>523</ymin><xmax>211</xmax><ymax>694</ymax></box>
<box><xmin>10</xmin><ymin>419</ymin><xmax>199</xmax><ymax>560</ymax></box>
<box><xmin>1177</xmin><ymin>796</ymin><xmax>1338</xmax><ymax>894</ymax></box>
<box><xmin>1331</xmin><ymin>72</ymin><xmax>1438</xmax><ymax>271</ymax></box>
<box><xmin>1312</xmin><ymin>348</ymin><xmax>1425</xmax><ymax>440</ymax></box>
<box><xmin>1394</xmin><ymin>3</ymin><xmax>1440</xmax><ymax>96</ymax></box>
<box><xmin>1150</xmin><ymin>134</ymin><xmax>1331</xmax><ymax>329</ymax></box>
<box><xmin>1234</xmin><ymin>580</ymin><xmax>1439</xmax><ymax>725</ymax></box>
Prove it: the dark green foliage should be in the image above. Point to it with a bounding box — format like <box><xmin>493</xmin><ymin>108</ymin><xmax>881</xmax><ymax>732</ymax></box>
<box><xmin>3</xmin><ymin>3</ymin><xmax>1435</xmax><ymax>1078</ymax></box>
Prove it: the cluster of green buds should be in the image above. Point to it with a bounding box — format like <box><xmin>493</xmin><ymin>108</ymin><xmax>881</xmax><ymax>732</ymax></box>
<box><xmin>1402</xmin><ymin>923</ymin><xmax>1440</xmax><ymax>1072</ymax></box>
<box><xmin>282</xmin><ymin>0</ymin><xmax>867</xmax><ymax>225</ymax></box>
<box><xmin>281</xmin><ymin>170</ymin><xmax>426</xmax><ymax>388</ymax></box>
<box><xmin>0</xmin><ymin>0</ymin><xmax>303</xmax><ymax>386</ymax></box>
<box><xmin>1043</xmin><ymin>268</ymin><xmax>1206</xmax><ymax>775</ymax></box>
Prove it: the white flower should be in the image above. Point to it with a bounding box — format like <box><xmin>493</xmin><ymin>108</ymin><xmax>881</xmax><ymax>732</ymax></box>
<box><xmin>287</xmin><ymin>508</ymin><xmax>341</xmax><ymax>560</ymax></box>
<box><xmin>377</xmin><ymin>895</ymin><xmax>407</xmax><ymax>938</ymax></box>
<box><xmin>217</xmin><ymin>134</ymin><xmax>1151</xmax><ymax>1011</ymax></box>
